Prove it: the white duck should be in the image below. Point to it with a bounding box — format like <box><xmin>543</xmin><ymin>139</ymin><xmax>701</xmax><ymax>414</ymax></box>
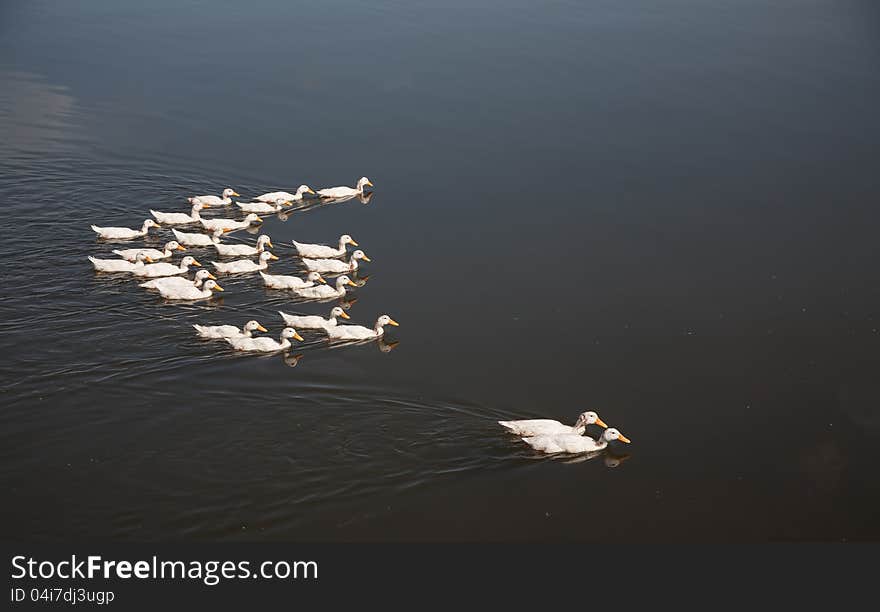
<box><xmin>157</xmin><ymin>279</ymin><xmax>224</xmax><ymax>301</ymax></box>
<box><xmin>236</xmin><ymin>199</ymin><xmax>289</xmax><ymax>214</ymax></box>
<box><xmin>302</xmin><ymin>250</ymin><xmax>370</xmax><ymax>274</ymax></box>
<box><xmin>325</xmin><ymin>314</ymin><xmax>399</xmax><ymax>341</ymax></box>
<box><xmin>211</xmin><ymin>250</ymin><xmax>277</xmax><ymax>273</ymax></box>
<box><xmin>226</xmin><ymin>327</ymin><xmax>303</xmax><ymax>352</ymax></box>
<box><xmin>193</xmin><ymin>319</ymin><xmax>267</xmax><ymax>339</ymax></box>
<box><xmin>292</xmin><ymin>275</ymin><xmax>357</xmax><ymax>300</ymax></box>
<box><xmin>278</xmin><ymin>306</ymin><xmax>350</xmax><ymax>330</ymax></box>
<box><xmin>498</xmin><ymin>411</ymin><xmax>608</xmax><ymax>437</ymax></box>
<box><xmin>171</xmin><ymin>228</ymin><xmax>224</xmax><ymax>247</ymax></box>
<box><xmin>255</xmin><ymin>185</ymin><xmax>315</xmax><ymax>203</ymax></box>
<box><xmin>112</xmin><ymin>241</ymin><xmax>185</xmax><ymax>262</ymax></box>
<box><xmin>200</xmin><ymin>213</ymin><xmax>262</xmax><ymax>233</ymax></box>
<box><xmin>151</xmin><ymin>202</ymin><xmax>208</xmax><ymax>225</ymax></box>
<box><xmin>292</xmin><ymin>234</ymin><xmax>358</xmax><ymax>258</ymax></box>
<box><xmin>133</xmin><ymin>255</ymin><xmax>201</xmax><ymax>278</ymax></box>
<box><xmin>521</xmin><ymin>427</ymin><xmax>632</xmax><ymax>455</ymax></box>
<box><xmin>88</xmin><ymin>252</ymin><xmax>152</xmax><ymax>272</ymax></box>
<box><xmin>213</xmin><ymin>234</ymin><xmax>272</xmax><ymax>257</ymax></box>
<box><xmin>91</xmin><ymin>219</ymin><xmax>159</xmax><ymax>240</ymax></box>
<box><xmin>140</xmin><ymin>269</ymin><xmax>215</xmax><ymax>290</ymax></box>
<box><xmin>188</xmin><ymin>188</ymin><xmax>239</xmax><ymax>206</ymax></box>
<box><xmin>317</xmin><ymin>177</ymin><xmax>373</xmax><ymax>198</ymax></box>
<box><xmin>259</xmin><ymin>270</ymin><xmax>325</xmax><ymax>290</ymax></box>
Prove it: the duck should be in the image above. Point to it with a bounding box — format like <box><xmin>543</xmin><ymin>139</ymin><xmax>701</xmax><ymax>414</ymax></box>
<box><xmin>133</xmin><ymin>255</ymin><xmax>201</xmax><ymax>278</ymax></box>
<box><xmin>211</xmin><ymin>250</ymin><xmax>277</xmax><ymax>273</ymax></box>
<box><xmin>235</xmin><ymin>199</ymin><xmax>289</xmax><ymax>214</ymax></box>
<box><xmin>112</xmin><ymin>241</ymin><xmax>186</xmax><ymax>262</ymax></box>
<box><xmin>88</xmin><ymin>252</ymin><xmax>152</xmax><ymax>272</ymax></box>
<box><xmin>325</xmin><ymin>314</ymin><xmax>399</xmax><ymax>341</ymax></box>
<box><xmin>213</xmin><ymin>234</ymin><xmax>272</xmax><ymax>257</ymax></box>
<box><xmin>292</xmin><ymin>234</ymin><xmax>358</xmax><ymax>258</ymax></box>
<box><xmin>302</xmin><ymin>250</ymin><xmax>370</xmax><ymax>274</ymax></box>
<box><xmin>226</xmin><ymin>327</ymin><xmax>303</xmax><ymax>352</ymax></box>
<box><xmin>255</xmin><ymin>185</ymin><xmax>315</xmax><ymax>203</ymax></box>
<box><xmin>259</xmin><ymin>270</ymin><xmax>325</xmax><ymax>290</ymax></box>
<box><xmin>139</xmin><ymin>269</ymin><xmax>215</xmax><ymax>290</ymax></box>
<box><xmin>150</xmin><ymin>202</ymin><xmax>208</xmax><ymax>225</ymax></box>
<box><xmin>193</xmin><ymin>319</ymin><xmax>268</xmax><ymax>339</ymax></box>
<box><xmin>498</xmin><ymin>411</ymin><xmax>608</xmax><ymax>437</ymax></box>
<box><xmin>188</xmin><ymin>188</ymin><xmax>239</xmax><ymax>206</ymax></box>
<box><xmin>278</xmin><ymin>306</ymin><xmax>350</xmax><ymax>330</ymax></box>
<box><xmin>292</xmin><ymin>275</ymin><xmax>357</xmax><ymax>300</ymax></box>
<box><xmin>157</xmin><ymin>279</ymin><xmax>224</xmax><ymax>301</ymax></box>
<box><xmin>200</xmin><ymin>213</ymin><xmax>262</xmax><ymax>233</ymax></box>
<box><xmin>91</xmin><ymin>219</ymin><xmax>159</xmax><ymax>240</ymax></box>
<box><xmin>317</xmin><ymin>177</ymin><xmax>373</xmax><ymax>198</ymax></box>
<box><xmin>520</xmin><ymin>427</ymin><xmax>632</xmax><ymax>455</ymax></box>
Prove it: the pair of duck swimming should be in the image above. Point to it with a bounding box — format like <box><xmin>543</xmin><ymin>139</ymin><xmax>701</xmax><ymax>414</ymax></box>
<box><xmin>191</xmin><ymin>311</ymin><xmax>399</xmax><ymax>352</ymax></box>
<box><xmin>499</xmin><ymin>411</ymin><xmax>631</xmax><ymax>455</ymax></box>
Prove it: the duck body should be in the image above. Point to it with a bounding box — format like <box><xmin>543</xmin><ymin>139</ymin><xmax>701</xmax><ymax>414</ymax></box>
<box><xmin>213</xmin><ymin>234</ymin><xmax>271</xmax><ymax>257</ymax></box>
<box><xmin>172</xmin><ymin>228</ymin><xmax>222</xmax><ymax>247</ymax></box>
<box><xmin>302</xmin><ymin>250</ymin><xmax>369</xmax><ymax>274</ymax></box>
<box><xmin>212</xmin><ymin>251</ymin><xmax>276</xmax><ymax>274</ymax></box>
<box><xmin>156</xmin><ymin>279</ymin><xmax>223</xmax><ymax>300</ymax></box>
<box><xmin>255</xmin><ymin>186</ymin><xmax>314</xmax><ymax>202</ymax></box>
<box><xmin>292</xmin><ymin>275</ymin><xmax>355</xmax><ymax>300</ymax></box>
<box><xmin>278</xmin><ymin>307</ymin><xmax>348</xmax><ymax>330</ymax></box>
<box><xmin>520</xmin><ymin>434</ymin><xmax>607</xmax><ymax>455</ymax></box>
<box><xmin>133</xmin><ymin>256</ymin><xmax>199</xmax><ymax>278</ymax></box>
<box><xmin>292</xmin><ymin>234</ymin><xmax>357</xmax><ymax>258</ymax></box>
<box><xmin>317</xmin><ymin>177</ymin><xmax>372</xmax><ymax>198</ymax></box>
<box><xmin>139</xmin><ymin>269</ymin><xmax>214</xmax><ymax>290</ymax></box>
<box><xmin>150</xmin><ymin>203</ymin><xmax>206</xmax><ymax>225</ymax></box>
<box><xmin>88</xmin><ymin>254</ymin><xmax>150</xmax><ymax>272</ymax></box>
<box><xmin>499</xmin><ymin>411</ymin><xmax>606</xmax><ymax>437</ymax></box>
<box><xmin>112</xmin><ymin>241</ymin><xmax>185</xmax><ymax>262</ymax></box>
<box><xmin>226</xmin><ymin>327</ymin><xmax>303</xmax><ymax>352</ymax></box>
<box><xmin>157</xmin><ymin>284</ymin><xmax>210</xmax><ymax>300</ymax></box>
<box><xmin>193</xmin><ymin>320</ymin><xmax>266</xmax><ymax>339</ymax></box>
<box><xmin>499</xmin><ymin>419</ymin><xmax>584</xmax><ymax>437</ymax></box>
<box><xmin>259</xmin><ymin>271</ymin><xmax>323</xmax><ymax>290</ymax></box>
<box><xmin>235</xmin><ymin>201</ymin><xmax>285</xmax><ymax>214</ymax></box>
<box><xmin>325</xmin><ymin>315</ymin><xmax>398</xmax><ymax>341</ymax></box>
<box><xmin>200</xmin><ymin>213</ymin><xmax>262</xmax><ymax>232</ymax></box>
<box><xmin>521</xmin><ymin>428</ymin><xmax>631</xmax><ymax>455</ymax></box>
<box><xmin>91</xmin><ymin>220</ymin><xmax>158</xmax><ymax>240</ymax></box>
<box><xmin>302</xmin><ymin>256</ymin><xmax>356</xmax><ymax>274</ymax></box>
<box><xmin>325</xmin><ymin>324</ymin><xmax>381</xmax><ymax>341</ymax></box>
<box><xmin>214</xmin><ymin>243</ymin><xmax>259</xmax><ymax>257</ymax></box>
<box><xmin>188</xmin><ymin>189</ymin><xmax>239</xmax><ymax>207</ymax></box>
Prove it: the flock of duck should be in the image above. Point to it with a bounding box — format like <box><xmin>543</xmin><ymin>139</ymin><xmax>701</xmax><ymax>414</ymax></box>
<box><xmin>88</xmin><ymin>176</ymin><xmax>630</xmax><ymax>456</ymax></box>
<box><xmin>89</xmin><ymin>177</ymin><xmax>399</xmax><ymax>354</ymax></box>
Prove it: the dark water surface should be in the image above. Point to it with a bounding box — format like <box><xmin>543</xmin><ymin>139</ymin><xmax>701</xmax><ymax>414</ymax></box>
<box><xmin>2</xmin><ymin>1</ymin><xmax>879</xmax><ymax>541</ymax></box>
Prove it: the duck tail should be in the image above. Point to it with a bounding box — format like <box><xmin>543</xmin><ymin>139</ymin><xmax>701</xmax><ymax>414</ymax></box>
<box><xmin>90</xmin><ymin>225</ymin><xmax>101</xmax><ymax>233</ymax></box>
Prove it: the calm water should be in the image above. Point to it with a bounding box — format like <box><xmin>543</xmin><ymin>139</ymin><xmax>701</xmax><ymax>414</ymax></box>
<box><xmin>2</xmin><ymin>0</ymin><xmax>879</xmax><ymax>541</ymax></box>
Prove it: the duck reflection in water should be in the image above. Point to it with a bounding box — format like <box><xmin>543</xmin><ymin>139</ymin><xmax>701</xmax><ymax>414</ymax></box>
<box><xmin>338</xmin><ymin>296</ymin><xmax>358</xmax><ymax>310</ymax></box>
<box><xmin>282</xmin><ymin>352</ymin><xmax>305</xmax><ymax>368</ymax></box>
<box><xmin>557</xmin><ymin>451</ymin><xmax>632</xmax><ymax>467</ymax></box>
<box><xmin>282</xmin><ymin>191</ymin><xmax>372</xmax><ymax>218</ymax></box>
